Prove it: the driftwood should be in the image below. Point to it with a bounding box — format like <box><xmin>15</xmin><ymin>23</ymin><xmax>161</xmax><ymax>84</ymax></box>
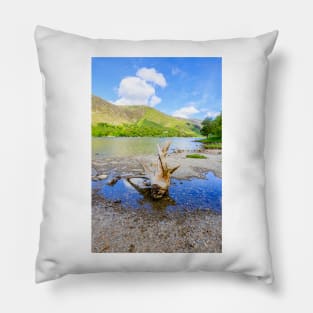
<box><xmin>126</xmin><ymin>176</ymin><xmax>176</xmax><ymax>209</ymax></box>
<box><xmin>106</xmin><ymin>175</ymin><xmax>122</xmax><ymax>186</ymax></box>
<box><xmin>128</xmin><ymin>141</ymin><xmax>180</xmax><ymax>200</ymax></box>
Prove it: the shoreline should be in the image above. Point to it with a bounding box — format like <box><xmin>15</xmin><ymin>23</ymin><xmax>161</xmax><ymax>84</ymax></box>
<box><xmin>92</xmin><ymin>149</ymin><xmax>222</xmax><ymax>180</ymax></box>
<box><xmin>92</xmin><ymin>149</ymin><xmax>222</xmax><ymax>253</ymax></box>
<box><xmin>92</xmin><ymin>192</ymin><xmax>222</xmax><ymax>253</ymax></box>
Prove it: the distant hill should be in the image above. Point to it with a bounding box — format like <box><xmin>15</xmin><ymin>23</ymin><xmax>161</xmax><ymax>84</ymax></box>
<box><xmin>92</xmin><ymin>95</ymin><xmax>201</xmax><ymax>137</ymax></box>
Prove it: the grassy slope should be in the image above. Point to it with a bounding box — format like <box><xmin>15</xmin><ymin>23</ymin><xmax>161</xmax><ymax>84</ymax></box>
<box><xmin>92</xmin><ymin>95</ymin><xmax>201</xmax><ymax>137</ymax></box>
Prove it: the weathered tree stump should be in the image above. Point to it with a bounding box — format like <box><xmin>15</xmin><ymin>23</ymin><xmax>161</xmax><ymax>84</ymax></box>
<box><xmin>139</xmin><ymin>141</ymin><xmax>180</xmax><ymax>199</ymax></box>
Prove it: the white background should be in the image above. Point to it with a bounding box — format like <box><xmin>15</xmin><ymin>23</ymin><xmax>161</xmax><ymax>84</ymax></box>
<box><xmin>0</xmin><ymin>0</ymin><xmax>312</xmax><ymax>312</ymax></box>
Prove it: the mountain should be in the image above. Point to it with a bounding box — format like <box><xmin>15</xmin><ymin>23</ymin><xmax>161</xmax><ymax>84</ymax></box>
<box><xmin>92</xmin><ymin>95</ymin><xmax>201</xmax><ymax>137</ymax></box>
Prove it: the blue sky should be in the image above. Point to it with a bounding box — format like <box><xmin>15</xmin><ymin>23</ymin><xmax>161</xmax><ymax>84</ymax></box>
<box><xmin>92</xmin><ymin>57</ymin><xmax>222</xmax><ymax>120</ymax></box>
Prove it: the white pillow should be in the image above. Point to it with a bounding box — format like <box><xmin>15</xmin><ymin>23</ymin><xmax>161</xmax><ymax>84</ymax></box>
<box><xmin>35</xmin><ymin>25</ymin><xmax>278</xmax><ymax>283</ymax></box>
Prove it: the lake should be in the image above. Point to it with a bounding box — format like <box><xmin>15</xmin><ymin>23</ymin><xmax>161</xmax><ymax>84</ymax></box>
<box><xmin>92</xmin><ymin>136</ymin><xmax>222</xmax><ymax>213</ymax></box>
<box><xmin>92</xmin><ymin>137</ymin><xmax>203</xmax><ymax>158</ymax></box>
<box><xmin>92</xmin><ymin>172</ymin><xmax>222</xmax><ymax>213</ymax></box>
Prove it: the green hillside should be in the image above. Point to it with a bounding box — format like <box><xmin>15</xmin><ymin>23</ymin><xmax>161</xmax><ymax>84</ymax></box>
<box><xmin>92</xmin><ymin>95</ymin><xmax>201</xmax><ymax>137</ymax></box>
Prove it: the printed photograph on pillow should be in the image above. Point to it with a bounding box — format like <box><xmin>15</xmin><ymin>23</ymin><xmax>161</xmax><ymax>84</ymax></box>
<box><xmin>91</xmin><ymin>57</ymin><xmax>222</xmax><ymax>253</ymax></box>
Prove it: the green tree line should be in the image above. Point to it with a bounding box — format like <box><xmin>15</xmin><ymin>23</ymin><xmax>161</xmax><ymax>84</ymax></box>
<box><xmin>92</xmin><ymin>122</ymin><xmax>198</xmax><ymax>137</ymax></box>
<box><xmin>200</xmin><ymin>114</ymin><xmax>222</xmax><ymax>141</ymax></box>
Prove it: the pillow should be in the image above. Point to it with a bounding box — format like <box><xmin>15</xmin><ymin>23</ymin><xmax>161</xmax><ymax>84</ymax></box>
<box><xmin>35</xmin><ymin>25</ymin><xmax>278</xmax><ymax>283</ymax></box>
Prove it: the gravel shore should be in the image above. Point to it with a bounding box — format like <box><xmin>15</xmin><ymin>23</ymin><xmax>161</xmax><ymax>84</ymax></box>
<box><xmin>92</xmin><ymin>193</ymin><xmax>222</xmax><ymax>253</ymax></box>
<box><xmin>92</xmin><ymin>150</ymin><xmax>222</xmax><ymax>253</ymax></box>
<box><xmin>92</xmin><ymin>149</ymin><xmax>222</xmax><ymax>179</ymax></box>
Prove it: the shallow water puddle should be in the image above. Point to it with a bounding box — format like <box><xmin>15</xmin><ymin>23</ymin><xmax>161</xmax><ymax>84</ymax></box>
<box><xmin>93</xmin><ymin>171</ymin><xmax>222</xmax><ymax>213</ymax></box>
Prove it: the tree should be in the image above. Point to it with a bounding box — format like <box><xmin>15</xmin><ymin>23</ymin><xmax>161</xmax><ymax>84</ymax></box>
<box><xmin>200</xmin><ymin>118</ymin><xmax>213</xmax><ymax>138</ymax></box>
<box><xmin>200</xmin><ymin>114</ymin><xmax>222</xmax><ymax>139</ymax></box>
<box><xmin>211</xmin><ymin>114</ymin><xmax>222</xmax><ymax>138</ymax></box>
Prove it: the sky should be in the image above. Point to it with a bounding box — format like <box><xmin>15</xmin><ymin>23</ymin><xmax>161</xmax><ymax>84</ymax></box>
<box><xmin>92</xmin><ymin>57</ymin><xmax>222</xmax><ymax>120</ymax></box>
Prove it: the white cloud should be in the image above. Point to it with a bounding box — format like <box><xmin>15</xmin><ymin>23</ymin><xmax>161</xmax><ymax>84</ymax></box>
<box><xmin>150</xmin><ymin>95</ymin><xmax>161</xmax><ymax>107</ymax></box>
<box><xmin>206</xmin><ymin>111</ymin><xmax>220</xmax><ymax>119</ymax></box>
<box><xmin>136</xmin><ymin>67</ymin><xmax>167</xmax><ymax>87</ymax></box>
<box><xmin>114</xmin><ymin>67</ymin><xmax>167</xmax><ymax>106</ymax></box>
<box><xmin>173</xmin><ymin>106</ymin><xmax>200</xmax><ymax>119</ymax></box>
<box><xmin>115</xmin><ymin>76</ymin><xmax>155</xmax><ymax>105</ymax></box>
<box><xmin>171</xmin><ymin>67</ymin><xmax>185</xmax><ymax>78</ymax></box>
<box><xmin>171</xmin><ymin>67</ymin><xmax>181</xmax><ymax>75</ymax></box>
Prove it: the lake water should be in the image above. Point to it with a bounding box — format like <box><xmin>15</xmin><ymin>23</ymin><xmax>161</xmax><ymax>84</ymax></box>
<box><xmin>92</xmin><ymin>137</ymin><xmax>203</xmax><ymax>158</ymax></box>
<box><xmin>92</xmin><ymin>137</ymin><xmax>222</xmax><ymax>213</ymax></box>
<box><xmin>92</xmin><ymin>172</ymin><xmax>222</xmax><ymax>213</ymax></box>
